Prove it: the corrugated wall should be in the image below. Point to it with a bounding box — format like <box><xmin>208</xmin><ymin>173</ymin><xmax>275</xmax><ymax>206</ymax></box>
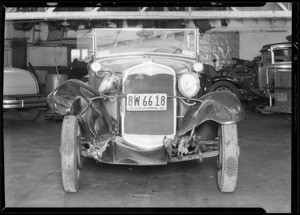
<box><xmin>198</xmin><ymin>32</ymin><xmax>239</xmax><ymax>70</ymax></box>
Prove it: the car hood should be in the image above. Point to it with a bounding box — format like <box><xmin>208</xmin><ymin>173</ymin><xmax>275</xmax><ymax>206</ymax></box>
<box><xmin>96</xmin><ymin>55</ymin><xmax>197</xmax><ymax>74</ymax></box>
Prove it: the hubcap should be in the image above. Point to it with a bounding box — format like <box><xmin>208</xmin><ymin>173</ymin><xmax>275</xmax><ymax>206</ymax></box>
<box><xmin>216</xmin><ymin>87</ymin><xmax>231</xmax><ymax>93</ymax></box>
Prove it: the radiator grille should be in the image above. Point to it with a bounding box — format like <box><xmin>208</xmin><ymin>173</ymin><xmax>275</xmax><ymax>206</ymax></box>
<box><xmin>123</xmin><ymin>64</ymin><xmax>176</xmax><ymax>135</ymax></box>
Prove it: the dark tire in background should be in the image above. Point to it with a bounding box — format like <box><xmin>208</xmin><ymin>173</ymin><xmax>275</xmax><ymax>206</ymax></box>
<box><xmin>208</xmin><ymin>81</ymin><xmax>239</xmax><ymax>98</ymax></box>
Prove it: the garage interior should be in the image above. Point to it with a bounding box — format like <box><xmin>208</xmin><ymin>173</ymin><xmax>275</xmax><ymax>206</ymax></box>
<box><xmin>2</xmin><ymin>2</ymin><xmax>294</xmax><ymax>213</ymax></box>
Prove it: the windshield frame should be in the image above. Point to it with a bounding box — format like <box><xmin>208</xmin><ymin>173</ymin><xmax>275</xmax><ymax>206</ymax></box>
<box><xmin>270</xmin><ymin>44</ymin><xmax>292</xmax><ymax>64</ymax></box>
<box><xmin>92</xmin><ymin>28</ymin><xmax>199</xmax><ymax>59</ymax></box>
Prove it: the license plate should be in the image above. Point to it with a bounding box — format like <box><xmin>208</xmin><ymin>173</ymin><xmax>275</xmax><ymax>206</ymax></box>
<box><xmin>275</xmin><ymin>93</ymin><xmax>287</xmax><ymax>102</ymax></box>
<box><xmin>126</xmin><ymin>93</ymin><xmax>167</xmax><ymax>111</ymax></box>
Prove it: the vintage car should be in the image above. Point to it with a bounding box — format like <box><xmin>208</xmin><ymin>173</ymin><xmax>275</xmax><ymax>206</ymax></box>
<box><xmin>205</xmin><ymin>57</ymin><xmax>269</xmax><ymax>107</ymax></box>
<box><xmin>3</xmin><ymin>65</ymin><xmax>48</xmax><ymax>121</ymax></box>
<box><xmin>205</xmin><ymin>41</ymin><xmax>292</xmax><ymax>117</ymax></box>
<box><xmin>255</xmin><ymin>42</ymin><xmax>292</xmax><ymax>117</ymax></box>
<box><xmin>47</xmin><ymin>28</ymin><xmax>245</xmax><ymax>192</ymax></box>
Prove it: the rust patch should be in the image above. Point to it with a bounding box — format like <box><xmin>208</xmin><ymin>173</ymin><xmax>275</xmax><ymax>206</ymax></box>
<box><xmin>225</xmin><ymin>157</ymin><xmax>238</xmax><ymax>177</ymax></box>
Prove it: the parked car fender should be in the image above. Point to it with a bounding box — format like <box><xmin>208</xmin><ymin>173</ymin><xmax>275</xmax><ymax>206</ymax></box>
<box><xmin>178</xmin><ymin>91</ymin><xmax>245</xmax><ymax>136</ymax></box>
<box><xmin>4</xmin><ymin>66</ymin><xmax>39</xmax><ymax>95</ymax></box>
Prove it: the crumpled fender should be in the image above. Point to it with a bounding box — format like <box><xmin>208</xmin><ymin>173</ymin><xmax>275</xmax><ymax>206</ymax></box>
<box><xmin>178</xmin><ymin>91</ymin><xmax>245</xmax><ymax>136</ymax></box>
<box><xmin>47</xmin><ymin>79</ymin><xmax>112</xmax><ymax>138</ymax></box>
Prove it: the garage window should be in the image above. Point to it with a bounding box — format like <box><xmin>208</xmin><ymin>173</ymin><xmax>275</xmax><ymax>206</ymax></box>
<box><xmin>71</xmin><ymin>49</ymin><xmax>88</xmax><ymax>62</ymax></box>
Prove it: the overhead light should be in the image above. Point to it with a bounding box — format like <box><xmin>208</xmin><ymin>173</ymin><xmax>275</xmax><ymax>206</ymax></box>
<box><xmin>46</xmin><ymin>2</ymin><xmax>58</xmax><ymax>6</ymax></box>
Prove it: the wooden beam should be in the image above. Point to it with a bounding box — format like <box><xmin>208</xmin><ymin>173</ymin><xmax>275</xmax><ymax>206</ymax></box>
<box><xmin>46</xmin><ymin>7</ymin><xmax>56</xmax><ymax>13</ymax></box>
<box><xmin>277</xmin><ymin>3</ymin><xmax>288</xmax><ymax>11</ymax></box>
<box><xmin>140</xmin><ymin>7</ymin><xmax>147</xmax><ymax>12</ymax></box>
<box><xmin>92</xmin><ymin>7</ymin><xmax>100</xmax><ymax>12</ymax></box>
<box><xmin>5</xmin><ymin>10</ymin><xmax>292</xmax><ymax>20</ymax></box>
<box><xmin>5</xmin><ymin>7</ymin><xmax>16</xmax><ymax>13</ymax></box>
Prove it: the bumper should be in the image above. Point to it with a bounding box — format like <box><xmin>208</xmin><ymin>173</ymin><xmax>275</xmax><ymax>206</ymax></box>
<box><xmin>82</xmin><ymin>136</ymin><xmax>220</xmax><ymax>165</ymax></box>
<box><xmin>83</xmin><ymin>136</ymin><xmax>168</xmax><ymax>165</ymax></box>
<box><xmin>3</xmin><ymin>96</ymin><xmax>48</xmax><ymax>109</ymax></box>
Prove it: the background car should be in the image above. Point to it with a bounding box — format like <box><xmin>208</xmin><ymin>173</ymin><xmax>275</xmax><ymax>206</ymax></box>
<box><xmin>3</xmin><ymin>65</ymin><xmax>48</xmax><ymax>121</ymax></box>
<box><xmin>205</xmin><ymin>57</ymin><xmax>269</xmax><ymax>108</ymax></box>
<box><xmin>256</xmin><ymin>42</ymin><xmax>292</xmax><ymax>118</ymax></box>
<box><xmin>47</xmin><ymin>28</ymin><xmax>245</xmax><ymax>193</ymax></box>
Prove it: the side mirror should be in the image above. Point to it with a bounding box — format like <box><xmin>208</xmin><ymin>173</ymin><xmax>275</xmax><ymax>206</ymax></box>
<box><xmin>259</xmin><ymin>63</ymin><xmax>263</xmax><ymax>67</ymax></box>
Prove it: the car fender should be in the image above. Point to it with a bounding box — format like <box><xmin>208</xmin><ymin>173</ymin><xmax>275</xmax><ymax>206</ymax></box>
<box><xmin>47</xmin><ymin>79</ymin><xmax>112</xmax><ymax>138</ymax></box>
<box><xmin>206</xmin><ymin>76</ymin><xmax>266</xmax><ymax>98</ymax></box>
<box><xmin>206</xmin><ymin>76</ymin><xmax>243</xmax><ymax>90</ymax></box>
<box><xmin>178</xmin><ymin>91</ymin><xmax>245</xmax><ymax>136</ymax></box>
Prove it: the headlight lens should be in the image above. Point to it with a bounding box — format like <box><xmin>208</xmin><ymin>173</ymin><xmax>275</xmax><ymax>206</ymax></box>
<box><xmin>90</xmin><ymin>62</ymin><xmax>101</xmax><ymax>72</ymax></box>
<box><xmin>193</xmin><ymin>62</ymin><xmax>204</xmax><ymax>73</ymax></box>
<box><xmin>98</xmin><ymin>73</ymin><xmax>120</xmax><ymax>95</ymax></box>
<box><xmin>178</xmin><ymin>72</ymin><xmax>200</xmax><ymax>98</ymax></box>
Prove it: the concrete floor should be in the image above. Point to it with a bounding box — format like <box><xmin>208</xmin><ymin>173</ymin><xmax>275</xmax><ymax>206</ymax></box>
<box><xmin>3</xmin><ymin>109</ymin><xmax>291</xmax><ymax>212</ymax></box>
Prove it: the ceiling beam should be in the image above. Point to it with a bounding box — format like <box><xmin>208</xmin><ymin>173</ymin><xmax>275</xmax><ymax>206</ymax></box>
<box><xmin>5</xmin><ymin>10</ymin><xmax>292</xmax><ymax>20</ymax></box>
<box><xmin>46</xmin><ymin>7</ymin><xmax>56</xmax><ymax>13</ymax></box>
<box><xmin>92</xmin><ymin>7</ymin><xmax>100</xmax><ymax>12</ymax></box>
<box><xmin>277</xmin><ymin>3</ymin><xmax>288</xmax><ymax>11</ymax></box>
<box><xmin>140</xmin><ymin>7</ymin><xmax>148</xmax><ymax>12</ymax></box>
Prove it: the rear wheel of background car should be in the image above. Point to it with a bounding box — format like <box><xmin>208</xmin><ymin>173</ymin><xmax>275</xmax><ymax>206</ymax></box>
<box><xmin>217</xmin><ymin>124</ymin><xmax>239</xmax><ymax>192</ymax></box>
<box><xmin>16</xmin><ymin>109</ymin><xmax>42</xmax><ymax>121</ymax></box>
<box><xmin>61</xmin><ymin>115</ymin><xmax>82</xmax><ymax>192</ymax></box>
<box><xmin>208</xmin><ymin>81</ymin><xmax>239</xmax><ymax>98</ymax></box>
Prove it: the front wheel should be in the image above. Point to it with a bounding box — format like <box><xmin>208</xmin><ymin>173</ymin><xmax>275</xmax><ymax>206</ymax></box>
<box><xmin>208</xmin><ymin>81</ymin><xmax>239</xmax><ymax>98</ymax></box>
<box><xmin>61</xmin><ymin>115</ymin><xmax>82</xmax><ymax>192</ymax></box>
<box><xmin>217</xmin><ymin>124</ymin><xmax>240</xmax><ymax>192</ymax></box>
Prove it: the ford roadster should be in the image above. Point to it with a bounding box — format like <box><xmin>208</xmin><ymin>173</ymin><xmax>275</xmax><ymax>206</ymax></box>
<box><xmin>47</xmin><ymin>28</ymin><xmax>245</xmax><ymax>192</ymax></box>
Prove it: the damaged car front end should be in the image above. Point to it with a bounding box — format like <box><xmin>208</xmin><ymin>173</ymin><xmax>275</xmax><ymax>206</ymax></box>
<box><xmin>47</xmin><ymin>28</ymin><xmax>245</xmax><ymax>193</ymax></box>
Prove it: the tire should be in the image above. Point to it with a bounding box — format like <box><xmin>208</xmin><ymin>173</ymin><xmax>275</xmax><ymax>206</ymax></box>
<box><xmin>208</xmin><ymin>81</ymin><xmax>239</xmax><ymax>98</ymax></box>
<box><xmin>61</xmin><ymin>115</ymin><xmax>82</xmax><ymax>192</ymax></box>
<box><xmin>16</xmin><ymin>109</ymin><xmax>42</xmax><ymax>121</ymax></box>
<box><xmin>217</xmin><ymin>124</ymin><xmax>240</xmax><ymax>192</ymax></box>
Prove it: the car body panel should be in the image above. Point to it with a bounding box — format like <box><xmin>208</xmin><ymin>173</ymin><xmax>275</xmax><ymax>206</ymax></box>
<box><xmin>4</xmin><ymin>66</ymin><xmax>39</xmax><ymax>95</ymax></box>
<box><xmin>258</xmin><ymin>42</ymin><xmax>291</xmax><ymax>113</ymax></box>
<box><xmin>3</xmin><ymin>66</ymin><xmax>48</xmax><ymax>110</ymax></box>
<box><xmin>178</xmin><ymin>91</ymin><xmax>245</xmax><ymax>136</ymax></box>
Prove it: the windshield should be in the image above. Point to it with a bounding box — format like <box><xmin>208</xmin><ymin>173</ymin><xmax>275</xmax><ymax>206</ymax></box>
<box><xmin>94</xmin><ymin>28</ymin><xmax>197</xmax><ymax>58</ymax></box>
<box><xmin>273</xmin><ymin>47</ymin><xmax>292</xmax><ymax>63</ymax></box>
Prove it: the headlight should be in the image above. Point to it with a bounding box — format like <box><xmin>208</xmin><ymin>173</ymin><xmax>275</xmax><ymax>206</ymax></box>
<box><xmin>193</xmin><ymin>62</ymin><xmax>204</xmax><ymax>73</ymax></box>
<box><xmin>90</xmin><ymin>62</ymin><xmax>101</xmax><ymax>72</ymax></box>
<box><xmin>178</xmin><ymin>72</ymin><xmax>200</xmax><ymax>98</ymax></box>
<box><xmin>98</xmin><ymin>73</ymin><xmax>120</xmax><ymax>95</ymax></box>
